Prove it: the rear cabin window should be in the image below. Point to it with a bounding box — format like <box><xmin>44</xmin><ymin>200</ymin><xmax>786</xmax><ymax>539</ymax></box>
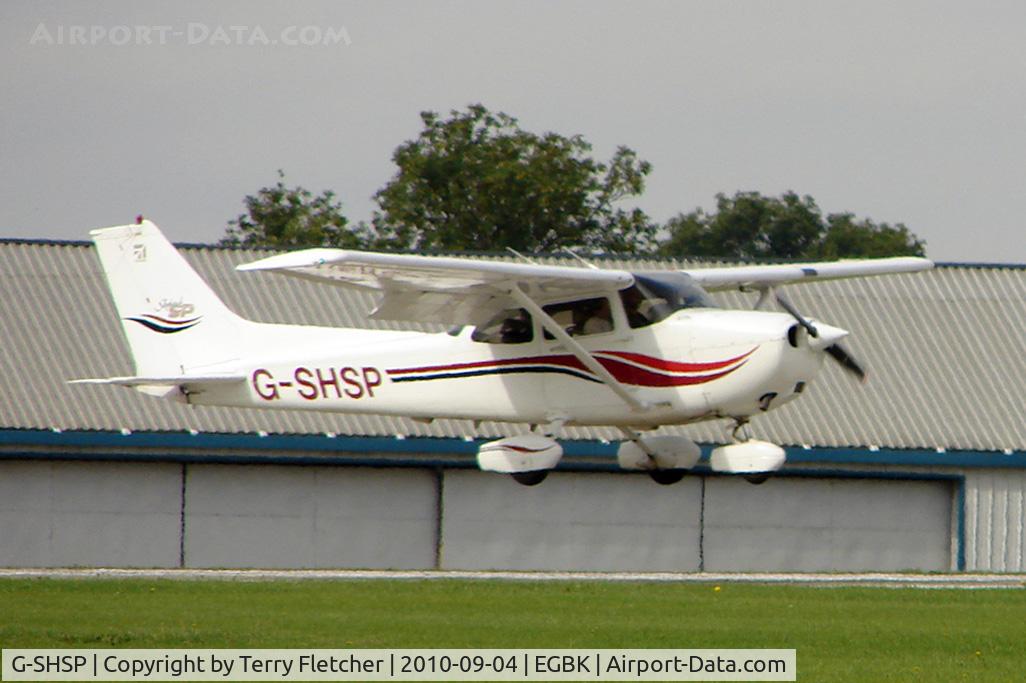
<box><xmin>471</xmin><ymin>308</ymin><xmax>533</xmax><ymax>344</ymax></box>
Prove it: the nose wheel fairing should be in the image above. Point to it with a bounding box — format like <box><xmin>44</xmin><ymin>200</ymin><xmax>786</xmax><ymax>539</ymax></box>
<box><xmin>709</xmin><ymin>440</ymin><xmax>787</xmax><ymax>476</ymax></box>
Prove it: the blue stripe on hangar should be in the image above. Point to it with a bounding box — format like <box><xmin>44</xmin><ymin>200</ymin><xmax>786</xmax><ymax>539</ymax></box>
<box><xmin>2</xmin><ymin>428</ymin><xmax>1025</xmax><ymax>470</ymax></box>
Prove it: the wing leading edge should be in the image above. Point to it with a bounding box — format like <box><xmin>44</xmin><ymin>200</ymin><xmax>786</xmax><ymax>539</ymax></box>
<box><xmin>684</xmin><ymin>256</ymin><xmax>933</xmax><ymax>291</ymax></box>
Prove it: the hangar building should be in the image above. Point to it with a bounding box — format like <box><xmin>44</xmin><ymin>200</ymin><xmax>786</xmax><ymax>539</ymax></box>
<box><xmin>2</xmin><ymin>236</ymin><xmax>1025</xmax><ymax>573</ymax></box>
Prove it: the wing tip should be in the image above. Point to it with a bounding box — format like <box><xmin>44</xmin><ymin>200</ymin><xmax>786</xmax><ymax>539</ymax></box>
<box><xmin>237</xmin><ymin>248</ymin><xmax>347</xmax><ymax>272</ymax></box>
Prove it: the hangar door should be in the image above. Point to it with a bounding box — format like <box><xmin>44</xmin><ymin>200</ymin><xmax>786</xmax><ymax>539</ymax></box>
<box><xmin>703</xmin><ymin>476</ymin><xmax>953</xmax><ymax>572</ymax></box>
<box><xmin>441</xmin><ymin>470</ymin><xmax>703</xmax><ymax>572</ymax></box>
<box><xmin>441</xmin><ymin>471</ymin><xmax>952</xmax><ymax>573</ymax></box>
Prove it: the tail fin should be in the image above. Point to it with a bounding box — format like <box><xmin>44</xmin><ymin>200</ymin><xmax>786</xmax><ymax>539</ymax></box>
<box><xmin>91</xmin><ymin>220</ymin><xmax>246</xmax><ymax>378</ymax></box>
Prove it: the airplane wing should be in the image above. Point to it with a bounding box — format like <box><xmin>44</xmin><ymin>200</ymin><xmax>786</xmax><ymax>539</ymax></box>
<box><xmin>237</xmin><ymin>249</ymin><xmax>633</xmax><ymax>326</ymax></box>
<box><xmin>239</xmin><ymin>248</ymin><xmax>932</xmax><ymax>323</ymax></box>
<box><xmin>683</xmin><ymin>256</ymin><xmax>933</xmax><ymax>291</ymax></box>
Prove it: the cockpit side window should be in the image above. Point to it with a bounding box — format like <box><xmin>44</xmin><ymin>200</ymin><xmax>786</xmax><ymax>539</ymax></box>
<box><xmin>541</xmin><ymin>297</ymin><xmax>613</xmax><ymax>339</ymax></box>
<box><xmin>620</xmin><ymin>285</ymin><xmax>655</xmax><ymax>328</ymax></box>
<box><xmin>471</xmin><ymin>308</ymin><xmax>534</xmax><ymax>344</ymax></box>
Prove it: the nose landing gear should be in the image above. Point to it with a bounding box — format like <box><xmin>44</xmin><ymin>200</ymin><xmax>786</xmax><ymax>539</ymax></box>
<box><xmin>710</xmin><ymin>418</ymin><xmax>786</xmax><ymax>484</ymax></box>
<box><xmin>617</xmin><ymin>431</ymin><xmax>702</xmax><ymax>485</ymax></box>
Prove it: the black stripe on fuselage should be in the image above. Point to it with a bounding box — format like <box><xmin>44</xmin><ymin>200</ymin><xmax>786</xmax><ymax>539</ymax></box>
<box><xmin>388</xmin><ymin>365</ymin><xmax>602</xmax><ymax>384</ymax></box>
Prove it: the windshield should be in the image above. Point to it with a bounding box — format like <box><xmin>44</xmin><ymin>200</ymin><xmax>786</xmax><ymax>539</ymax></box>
<box><xmin>620</xmin><ymin>272</ymin><xmax>716</xmax><ymax>328</ymax></box>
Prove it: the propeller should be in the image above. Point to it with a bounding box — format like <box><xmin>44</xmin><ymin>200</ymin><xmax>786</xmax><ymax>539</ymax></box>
<box><xmin>824</xmin><ymin>343</ymin><xmax>867</xmax><ymax>382</ymax></box>
<box><xmin>775</xmin><ymin>292</ymin><xmax>867</xmax><ymax>383</ymax></box>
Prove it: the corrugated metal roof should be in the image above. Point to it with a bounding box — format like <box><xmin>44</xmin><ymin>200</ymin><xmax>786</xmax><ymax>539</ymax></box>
<box><xmin>2</xmin><ymin>239</ymin><xmax>1024</xmax><ymax>451</ymax></box>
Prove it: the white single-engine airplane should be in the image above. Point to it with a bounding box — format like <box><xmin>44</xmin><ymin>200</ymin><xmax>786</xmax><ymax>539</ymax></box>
<box><xmin>75</xmin><ymin>220</ymin><xmax>932</xmax><ymax>485</ymax></box>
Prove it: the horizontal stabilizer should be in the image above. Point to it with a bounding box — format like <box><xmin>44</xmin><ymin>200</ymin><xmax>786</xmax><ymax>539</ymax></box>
<box><xmin>68</xmin><ymin>373</ymin><xmax>246</xmax><ymax>387</ymax></box>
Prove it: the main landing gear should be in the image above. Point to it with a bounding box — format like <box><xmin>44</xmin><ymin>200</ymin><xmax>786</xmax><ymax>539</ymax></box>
<box><xmin>511</xmin><ymin>471</ymin><xmax>549</xmax><ymax>486</ymax></box>
<box><xmin>648</xmin><ymin>469</ymin><xmax>687</xmax><ymax>485</ymax></box>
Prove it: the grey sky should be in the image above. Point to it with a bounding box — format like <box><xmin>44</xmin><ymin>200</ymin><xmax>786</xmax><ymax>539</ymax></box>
<box><xmin>2</xmin><ymin>1</ymin><xmax>1024</xmax><ymax>262</ymax></box>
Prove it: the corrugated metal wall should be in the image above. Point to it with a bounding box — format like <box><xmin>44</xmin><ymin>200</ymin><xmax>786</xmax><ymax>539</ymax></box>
<box><xmin>965</xmin><ymin>470</ymin><xmax>1026</xmax><ymax>572</ymax></box>
<box><xmin>4</xmin><ymin>239</ymin><xmax>1026</xmax><ymax>453</ymax></box>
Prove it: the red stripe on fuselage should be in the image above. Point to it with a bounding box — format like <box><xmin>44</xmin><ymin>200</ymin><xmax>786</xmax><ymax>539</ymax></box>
<box><xmin>387</xmin><ymin>349</ymin><xmax>755</xmax><ymax>387</ymax></box>
<box><xmin>597</xmin><ymin>348</ymin><xmax>755</xmax><ymax>372</ymax></box>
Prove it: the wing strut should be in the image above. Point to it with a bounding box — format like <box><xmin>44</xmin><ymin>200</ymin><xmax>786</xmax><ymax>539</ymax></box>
<box><xmin>507</xmin><ymin>285</ymin><xmax>650</xmax><ymax>413</ymax></box>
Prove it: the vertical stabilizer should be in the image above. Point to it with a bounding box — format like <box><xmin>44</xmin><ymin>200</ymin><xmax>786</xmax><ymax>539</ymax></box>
<box><xmin>91</xmin><ymin>220</ymin><xmax>246</xmax><ymax>377</ymax></box>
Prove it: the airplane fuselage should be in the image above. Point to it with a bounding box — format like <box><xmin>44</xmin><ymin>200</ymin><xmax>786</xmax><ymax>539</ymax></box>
<box><xmin>189</xmin><ymin>308</ymin><xmax>824</xmax><ymax>428</ymax></box>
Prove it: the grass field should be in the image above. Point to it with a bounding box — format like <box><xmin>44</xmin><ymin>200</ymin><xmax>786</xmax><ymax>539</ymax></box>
<box><xmin>2</xmin><ymin>578</ymin><xmax>1025</xmax><ymax>681</ymax></box>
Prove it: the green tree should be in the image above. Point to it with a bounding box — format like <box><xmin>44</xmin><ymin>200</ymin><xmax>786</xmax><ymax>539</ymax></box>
<box><xmin>372</xmin><ymin>104</ymin><xmax>657</xmax><ymax>253</ymax></box>
<box><xmin>220</xmin><ymin>170</ymin><xmax>369</xmax><ymax>249</ymax></box>
<box><xmin>660</xmin><ymin>191</ymin><xmax>925</xmax><ymax>260</ymax></box>
<box><xmin>812</xmin><ymin>213</ymin><xmax>926</xmax><ymax>259</ymax></box>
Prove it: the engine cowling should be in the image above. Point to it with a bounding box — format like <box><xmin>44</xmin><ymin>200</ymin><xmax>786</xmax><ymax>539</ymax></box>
<box><xmin>617</xmin><ymin>435</ymin><xmax>702</xmax><ymax>471</ymax></box>
<box><xmin>477</xmin><ymin>434</ymin><xmax>563</xmax><ymax>474</ymax></box>
<box><xmin>709</xmin><ymin>440</ymin><xmax>786</xmax><ymax>474</ymax></box>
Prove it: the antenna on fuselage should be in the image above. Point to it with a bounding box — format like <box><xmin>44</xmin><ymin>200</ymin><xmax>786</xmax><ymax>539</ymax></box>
<box><xmin>560</xmin><ymin>247</ymin><xmax>601</xmax><ymax>270</ymax></box>
<box><xmin>505</xmin><ymin>246</ymin><xmax>539</xmax><ymax>265</ymax></box>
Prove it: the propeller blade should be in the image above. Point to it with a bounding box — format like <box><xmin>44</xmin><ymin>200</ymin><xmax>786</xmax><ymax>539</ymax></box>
<box><xmin>775</xmin><ymin>293</ymin><xmax>818</xmax><ymax>337</ymax></box>
<box><xmin>825</xmin><ymin>343</ymin><xmax>867</xmax><ymax>383</ymax></box>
